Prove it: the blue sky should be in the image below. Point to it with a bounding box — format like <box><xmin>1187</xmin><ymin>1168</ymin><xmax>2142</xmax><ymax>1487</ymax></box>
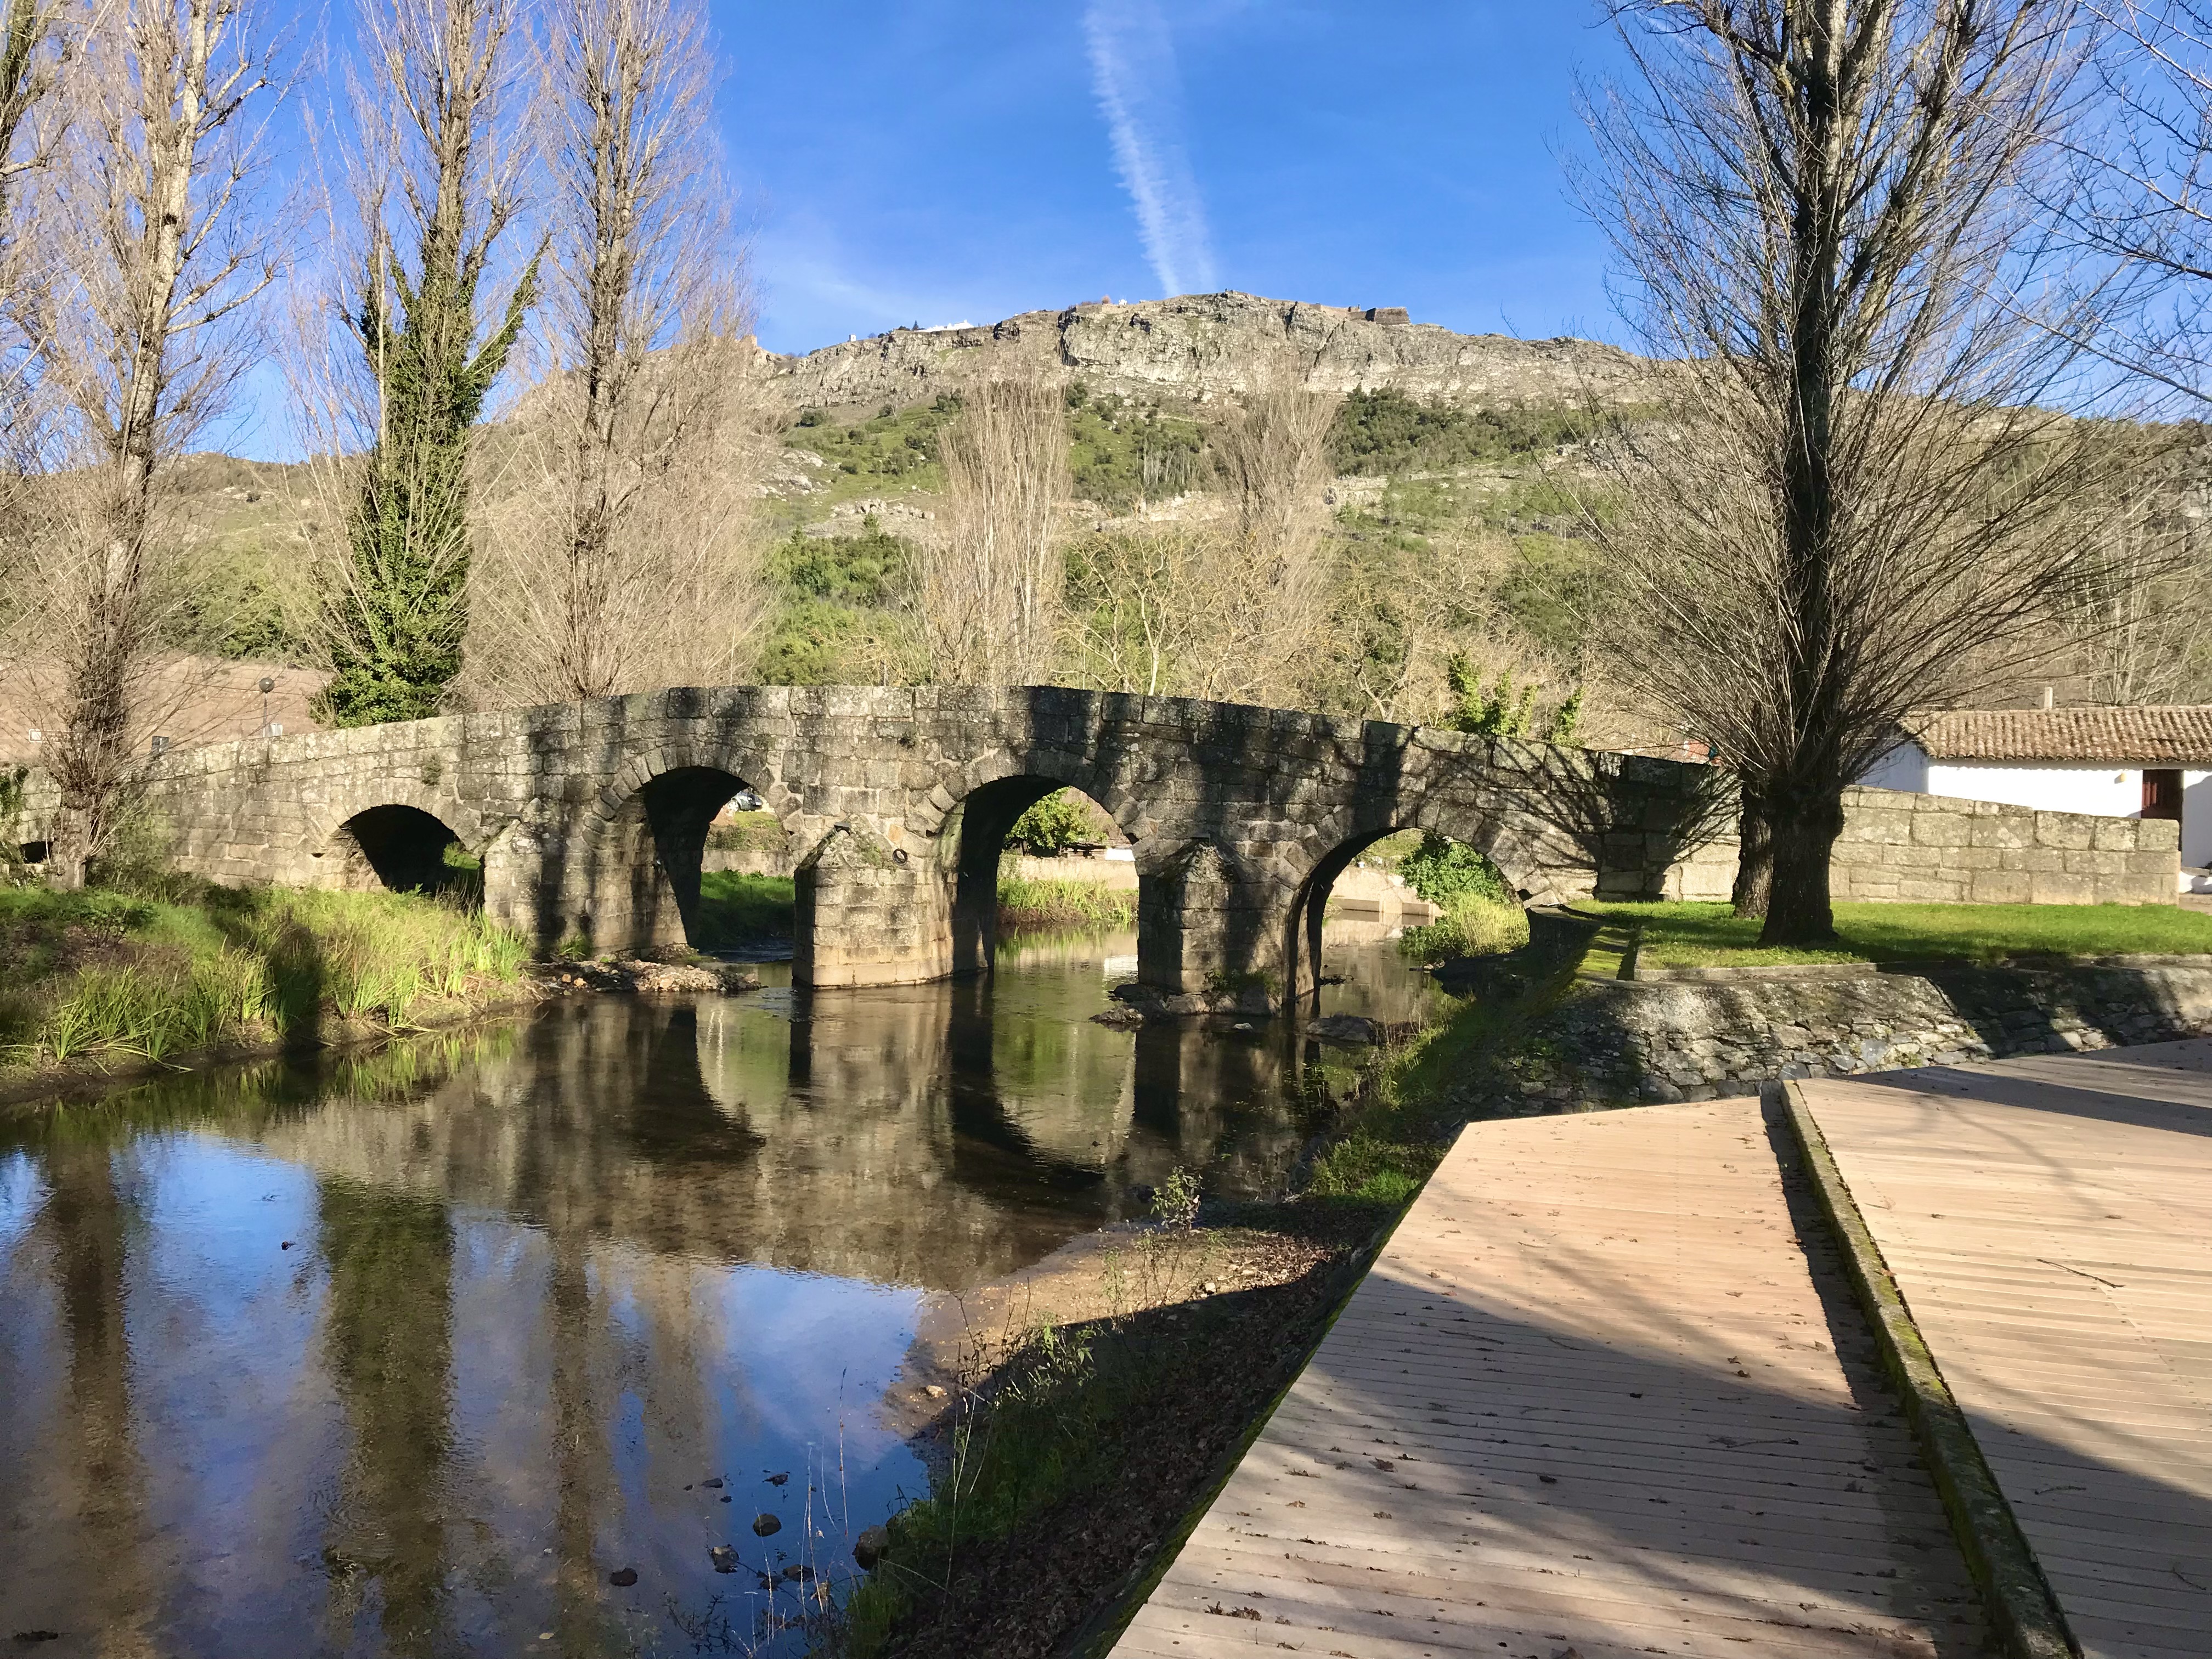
<box><xmin>230</xmin><ymin>4</ymin><xmax>1632</xmax><ymax>458</ymax></box>
<box><xmin>715</xmin><ymin>2</ymin><xmax>1631</xmax><ymax>356</ymax></box>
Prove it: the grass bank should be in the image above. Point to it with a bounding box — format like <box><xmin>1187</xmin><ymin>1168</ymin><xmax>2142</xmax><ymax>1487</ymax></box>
<box><xmin>0</xmin><ymin>882</ymin><xmax>529</xmax><ymax>1090</ymax></box>
<box><xmin>695</xmin><ymin>871</ymin><xmax>796</xmax><ymax>947</ymax></box>
<box><xmin>996</xmin><ymin>870</ymin><xmax>1136</xmax><ymax>933</ymax></box>
<box><xmin>1584</xmin><ymin>899</ymin><xmax>2212</xmax><ymax>967</ymax></box>
<box><xmin>691</xmin><ymin>868</ymin><xmax>1141</xmax><ymax>951</ymax></box>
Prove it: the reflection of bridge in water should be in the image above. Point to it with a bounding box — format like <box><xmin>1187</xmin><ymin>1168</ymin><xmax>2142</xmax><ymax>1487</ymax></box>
<box><xmin>0</xmin><ymin>933</ymin><xmax>1433</xmax><ymax>1657</ymax></box>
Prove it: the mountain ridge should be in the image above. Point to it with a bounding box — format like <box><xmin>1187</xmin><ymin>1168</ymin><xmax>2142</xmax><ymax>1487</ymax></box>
<box><xmin>760</xmin><ymin>290</ymin><xmax>1651</xmax><ymax>412</ymax></box>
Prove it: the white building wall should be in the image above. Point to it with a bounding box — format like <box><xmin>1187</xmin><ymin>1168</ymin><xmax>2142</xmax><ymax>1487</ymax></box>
<box><xmin>1922</xmin><ymin>759</ymin><xmax>2144</xmax><ymax>818</ymax></box>
<box><xmin>2185</xmin><ymin>772</ymin><xmax>2212</xmax><ymax>869</ymax></box>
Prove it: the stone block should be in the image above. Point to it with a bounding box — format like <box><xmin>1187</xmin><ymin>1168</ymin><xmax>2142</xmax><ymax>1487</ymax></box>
<box><xmin>1897</xmin><ymin>877</ymin><xmax>1966</xmax><ymax>902</ymax></box>
<box><xmin>2092</xmin><ymin>819</ymin><xmax>2142</xmax><ymax>851</ymax></box>
<box><xmin>2034</xmin><ymin>816</ymin><xmax>2094</xmax><ymax>851</ymax></box>
<box><xmin>1968</xmin><ymin>815</ymin><xmax>2035</xmax><ymax>850</ymax></box>
<box><xmin>1838</xmin><ymin>810</ymin><xmax>1911</xmax><ymax>846</ymax></box>
<box><xmin>1909</xmin><ymin>811</ymin><xmax>1972</xmax><ymax>848</ymax></box>
<box><xmin>2128</xmin><ymin>848</ymin><xmax>2179</xmax><ymax>876</ymax></box>
<box><xmin>2061</xmin><ymin>848</ymin><xmax>2129</xmax><ymax>879</ymax></box>
<box><xmin>1967</xmin><ymin>870</ymin><xmax>2032</xmax><ymax>905</ymax></box>
<box><xmin>2029</xmin><ymin>873</ymin><xmax>2098</xmax><ymax>905</ymax></box>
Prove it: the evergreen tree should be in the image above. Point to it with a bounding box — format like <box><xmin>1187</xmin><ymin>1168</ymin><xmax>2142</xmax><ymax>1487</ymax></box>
<box><xmin>321</xmin><ymin>246</ymin><xmax>532</xmax><ymax>726</ymax></box>
<box><xmin>318</xmin><ymin>0</ymin><xmax>534</xmax><ymax>729</ymax></box>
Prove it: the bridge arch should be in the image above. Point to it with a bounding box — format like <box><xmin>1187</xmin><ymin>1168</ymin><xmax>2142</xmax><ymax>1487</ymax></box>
<box><xmin>329</xmin><ymin>805</ymin><xmax>472</xmax><ymax>897</ymax></box>
<box><xmin>1282</xmin><ymin>798</ymin><xmax>1549</xmax><ymax>1003</ymax></box>
<box><xmin>941</xmin><ymin>773</ymin><xmax>1136</xmax><ymax>976</ymax></box>
<box><xmin>582</xmin><ymin>753</ymin><xmax>784</xmax><ymax>954</ymax></box>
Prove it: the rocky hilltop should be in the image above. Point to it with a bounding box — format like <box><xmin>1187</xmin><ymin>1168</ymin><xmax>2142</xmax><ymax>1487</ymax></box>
<box><xmin>762</xmin><ymin>290</ymin><xmax>1651</xmax><ymax>411</ymax></box>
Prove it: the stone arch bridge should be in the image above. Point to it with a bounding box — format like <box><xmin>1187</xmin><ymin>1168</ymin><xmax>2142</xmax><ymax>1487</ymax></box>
<box><xmin>61</xmin><ymin>685</ymin><xmax>1712</xmax><ymax>1003</ymax></box>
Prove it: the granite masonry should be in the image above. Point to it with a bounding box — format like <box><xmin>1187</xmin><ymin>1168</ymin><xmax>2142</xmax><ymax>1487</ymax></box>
<box><xmin>1666</xmin><ymin>782</ymin><xmax>2180</xmax><ymax>907</ymax></box>
<box><xmin>13</xmin><ymin>685</ymin><xmax>1714</xmax><ymax>999</ymax></box>
<box><xmin>1493</xmin><ymin>964</ymin><xmax>2212</xmax><ymax>1110</ymax></box>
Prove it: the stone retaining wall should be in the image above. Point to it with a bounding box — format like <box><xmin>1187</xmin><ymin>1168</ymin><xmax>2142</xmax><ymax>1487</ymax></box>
<box><xmin>1667</xmin><ymin>783</ymin><xmax>2179</xmax><ymax>907</ymax></box>
<box><xmin>701</xmin><ymin>848</ymin><xmax>793</xmax><ymax>877</ymax></box>
<box><xmin>1496</xmin><ymin>965</ymin><xmax>2212</xmax><ymax>1110</ymax></box>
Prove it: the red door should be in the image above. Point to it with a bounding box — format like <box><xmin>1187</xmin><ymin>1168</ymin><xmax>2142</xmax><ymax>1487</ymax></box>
<box><xmin>2143</xmin><ymin>769</ymin><xmax>2183</xmax><ymax>822</ymax></box>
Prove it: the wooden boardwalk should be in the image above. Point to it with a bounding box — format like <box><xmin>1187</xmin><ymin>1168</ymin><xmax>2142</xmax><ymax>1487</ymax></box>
<box><xmin>1800</xmin><ymin>1040</ymin><xmax>2212</xmax><ymax>1659</ymax></box>
<box><xmin>1112</xmin><ymin>1097</ymin><xmax>1986</xmax><ymax>1659</ymax></box>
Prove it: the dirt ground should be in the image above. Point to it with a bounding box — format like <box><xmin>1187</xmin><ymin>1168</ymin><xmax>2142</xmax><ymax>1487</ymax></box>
<box><xmin>855</xmin><ymin>1199</ymin><xmax>1392</xmax><ymax>1659</ymax></box>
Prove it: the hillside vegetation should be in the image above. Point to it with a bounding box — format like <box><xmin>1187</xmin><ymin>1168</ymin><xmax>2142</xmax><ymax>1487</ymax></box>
<box><xmin>127</xmin><ymin>299</ymin><xmax>2212</xmax><ymax>735</ymax></box>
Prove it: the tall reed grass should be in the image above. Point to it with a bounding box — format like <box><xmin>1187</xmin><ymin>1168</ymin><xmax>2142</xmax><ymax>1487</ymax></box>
<box><xmin>1397</xmin><ymin>891</ymin><xmax>1529</xmax><ymax>963</ymax></box>
<box><xmin>1</xmin><ymin>884</ymin><xmax>528</xmax><ymax>1072</ymax></box>
<box><xmin>996</xmin><ymin>871</ymin><xmax>1136</xmax><ymax>932</ymax></box>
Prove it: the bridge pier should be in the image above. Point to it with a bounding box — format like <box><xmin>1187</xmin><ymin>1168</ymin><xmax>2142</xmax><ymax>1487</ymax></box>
<box><xmin>1136</xmin><ymin>843</ymin><xmax>1297</xmax><ymax>1008</ymax></box>
<box><xmin>794</xmin><ymin>824</ymin><xmax>953</xmax><ymax>988</ymax></box>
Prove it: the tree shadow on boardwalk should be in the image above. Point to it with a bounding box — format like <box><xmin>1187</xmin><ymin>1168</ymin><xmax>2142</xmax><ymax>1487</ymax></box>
<box><xmin>1115</xmin><ymin>1092</ymin><xmax>2205</xmax><ymax>1659</ymax></box>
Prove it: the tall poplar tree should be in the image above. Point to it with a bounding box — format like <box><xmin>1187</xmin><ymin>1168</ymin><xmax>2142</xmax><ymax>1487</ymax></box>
<box><xmin>320</xmin><ymin>0</ymin><xmax>532</xmax><ymax>727</ymax></box>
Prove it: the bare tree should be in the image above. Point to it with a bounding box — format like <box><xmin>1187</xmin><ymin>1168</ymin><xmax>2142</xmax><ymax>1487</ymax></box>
<box><xmin>2070</xmin><ymin>3</ymin><xmax>2212</xmax><ymax>392</ymax></box>
<box><xmin>0</xmin><ymin>0</ymin><xmax>70</xmax><ymax>640</ymax></box>
<box><xmin>460</xmin><ymin>0</ymin><xmax>765</xmax><ymax>707</ymax></box>
<box><xmin>0</xmin><ymin>0</ymin><xmax>67</xmax><ymax>278</ymax></box>
<box><xmin>2053</xmin><ymin>476</ymin><xmax>2212</xmax><ymax>699</ymax></box>
<box><xmin>1206</xmin><ymin>386</ymin><xmax>1340</xmax><ymax>705</ymax></box>
<box><xmin>914</xmin><ymin>376</ymin><xmax>1069</xmax><ymax>685</ymax></box>
<box><xmin>1061</xmin><ymin>523</ymin><xmax>1216</xmax><ymax>696</ymax></box>
<box><xmin>1581</xmin><ymin>1</ymin><xmax>2145</xmax><ymax>944</ymax></box>
<box><xmin>12</xmin><ymin>0</ymin><xmax>280</xmax><ymax>884</ymax></box>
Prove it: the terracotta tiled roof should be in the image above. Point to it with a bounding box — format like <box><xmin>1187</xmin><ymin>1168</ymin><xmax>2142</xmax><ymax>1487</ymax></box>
<box><xmin>1904</xmin><ymin>706</ymin><xmax>2212</xmax><ymax>763</ymax></box>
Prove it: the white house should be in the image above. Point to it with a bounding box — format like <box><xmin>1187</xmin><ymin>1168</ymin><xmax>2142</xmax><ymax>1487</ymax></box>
<box><xmin>1862</xmin><ymin>705</ymin><xmax>2212</xmax><ymax>884</ymax></box>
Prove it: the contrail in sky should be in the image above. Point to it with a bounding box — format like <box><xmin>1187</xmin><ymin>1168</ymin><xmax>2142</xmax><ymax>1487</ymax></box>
<box><xmin>1084</xmin><ymin>0</ymin><xmax>1218</xmax><ymax>298</ymax></box>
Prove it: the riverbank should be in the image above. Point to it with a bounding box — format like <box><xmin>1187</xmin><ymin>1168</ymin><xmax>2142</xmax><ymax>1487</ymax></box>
<box><xmin>822</xmin><ymin>970</ymin><xmax>1555</xmax><ymax>1659</ymax></box>
<box><xmin>0</xmin><ymin>881</ymin><xmax>532</xmax><ymax>1106</ymax></box>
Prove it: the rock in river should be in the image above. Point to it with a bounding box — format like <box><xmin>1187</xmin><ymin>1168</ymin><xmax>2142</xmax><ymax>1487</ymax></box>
<box><xmin>854</xmin><ymin>1525</ymin><xmax>890</xmax><ymax>1570</ymax></box>
<box><xmin>751</xmin><ymin>1513</ymin><xmax>781</xmax><ymax>1537</ymax></box>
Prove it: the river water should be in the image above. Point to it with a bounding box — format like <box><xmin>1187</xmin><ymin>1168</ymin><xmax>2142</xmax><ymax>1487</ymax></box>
<box><xmin>0</xmin><ymin>927</ymin><xmax>1442</xmax><ymax>1659</ymax></box>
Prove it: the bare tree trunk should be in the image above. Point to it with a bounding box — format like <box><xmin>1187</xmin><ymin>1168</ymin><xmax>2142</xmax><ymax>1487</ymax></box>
<box><xmin>1729</xmin><ymin>780</ymin><xmax>1771</xmax><ymax>918</ymax></box>
<box><xmin>21</xmin><ymin>0</ymin><xmax>277</xmax><ymax>885</ymax></box>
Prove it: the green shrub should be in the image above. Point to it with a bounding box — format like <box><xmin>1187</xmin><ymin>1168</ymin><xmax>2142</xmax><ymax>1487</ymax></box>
<box><xmin>1005</xmin><ymin>789</ymin><xmax>1101</xmax><ymax>855</ymax></box>
<box><xmin>1398</xmin><ymin>832</ymin><xmax>1510</xmax><ymax>907</ymax></box>
<box><xmin>1330</xmin><ymin>388</ymin><xmax>1601</xmax><ymax>477</ymax></box>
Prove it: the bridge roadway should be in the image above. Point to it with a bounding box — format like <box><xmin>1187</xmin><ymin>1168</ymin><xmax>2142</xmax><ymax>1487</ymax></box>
<box><xmin>1114</xmin><ymin>1046</ymin><xmax>2212</xmax><ymax>1658</ymax></box>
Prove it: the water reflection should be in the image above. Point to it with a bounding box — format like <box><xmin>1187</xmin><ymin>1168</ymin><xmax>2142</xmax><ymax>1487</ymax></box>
<box><xmin>0</xmin><ymin>928</ymin><xmax>1441</xmax><ymax>1657</ymax></box>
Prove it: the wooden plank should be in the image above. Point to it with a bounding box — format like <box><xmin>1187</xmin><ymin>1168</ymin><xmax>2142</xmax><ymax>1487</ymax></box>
<box><xmin>1800</xmin><ymin>1038</ymin><xmax>2212</xmax><ymax>1659</ymax></box>
<box><xmin>1110</xmin><ymin>1098</ymin><xmax>1987</xmax><ymax>1659</ymax></box>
